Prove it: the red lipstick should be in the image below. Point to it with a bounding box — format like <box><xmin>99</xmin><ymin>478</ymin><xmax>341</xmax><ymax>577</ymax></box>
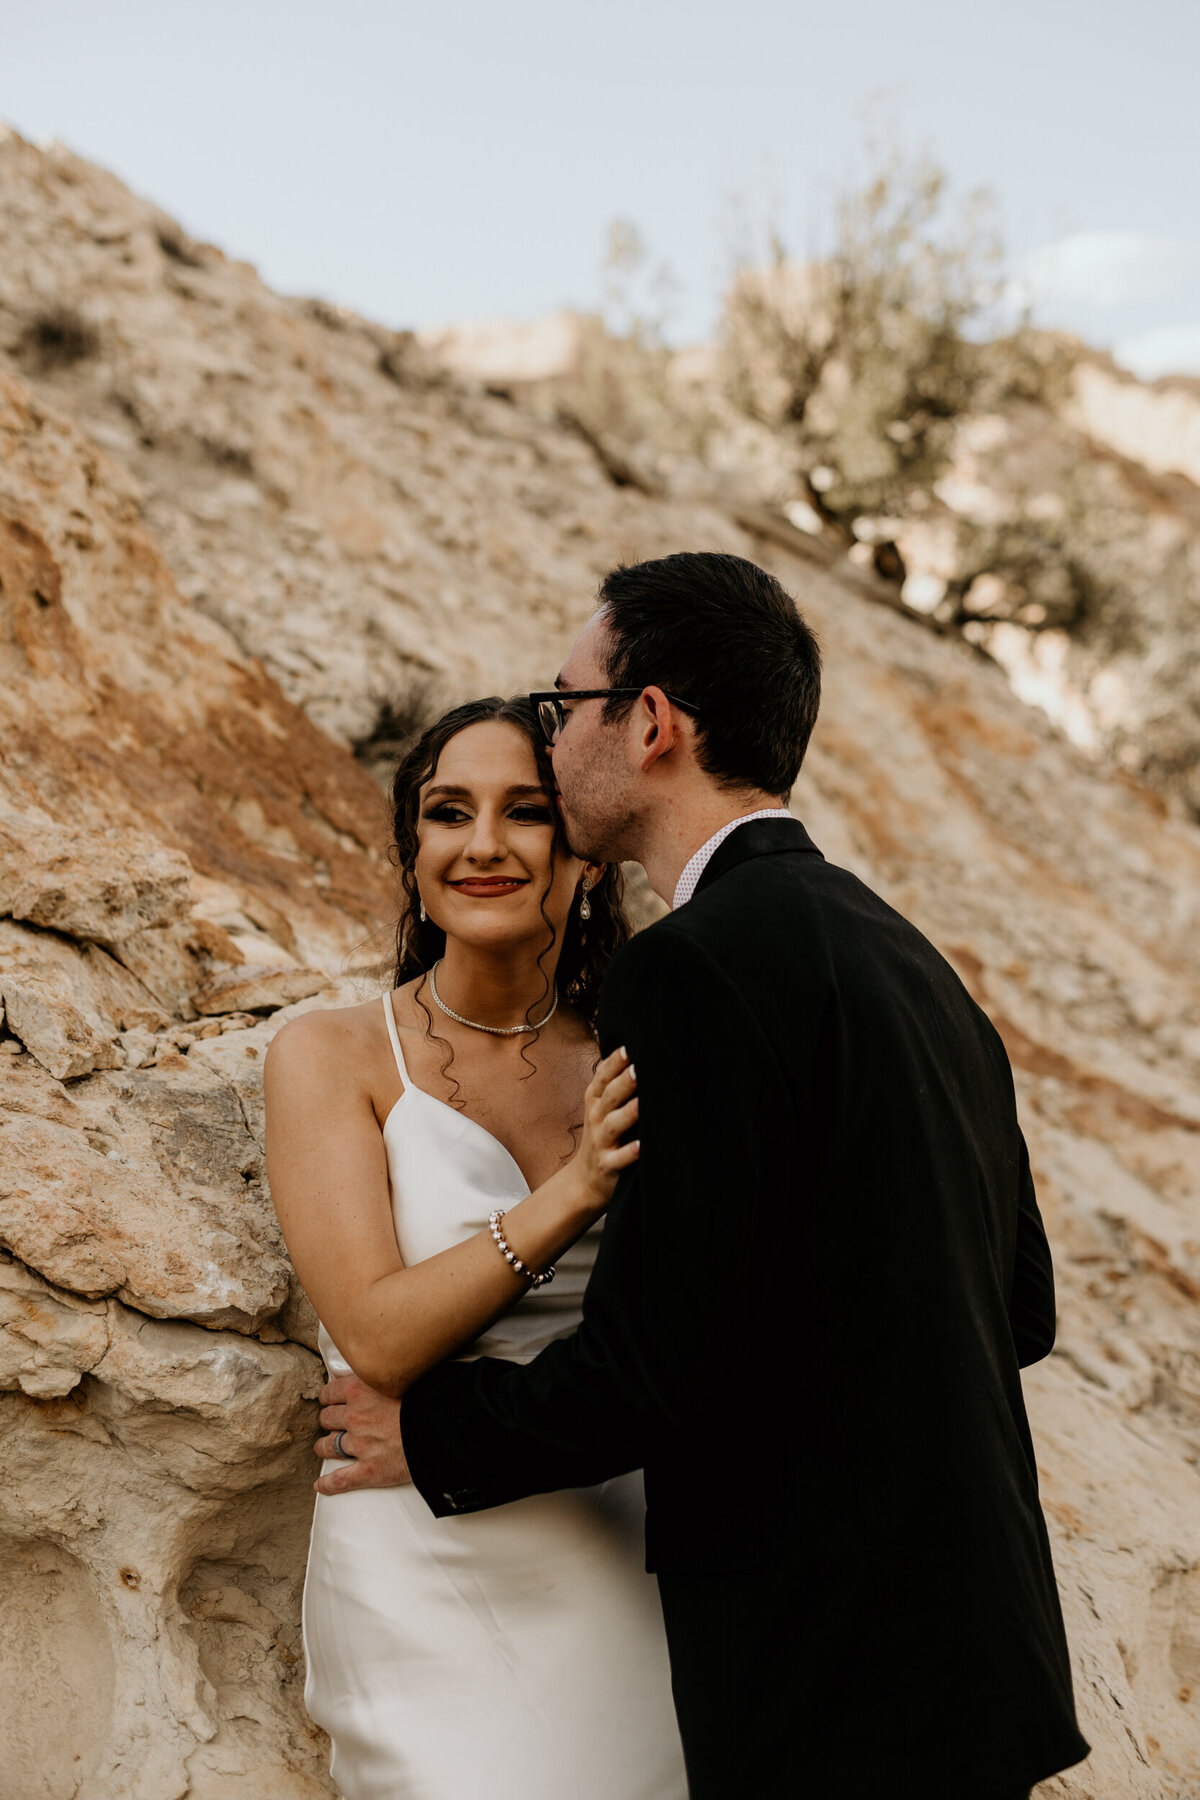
<box><xmin>449</xmin><ymin>877</ymin><xmax>529</xmax><ymax>898</ymax></box>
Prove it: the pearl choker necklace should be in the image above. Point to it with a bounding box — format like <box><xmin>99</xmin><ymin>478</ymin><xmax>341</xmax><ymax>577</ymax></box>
<box><xmin>428</xmin><ymin>960</ymin><xmax>558</xmax><ymax>1036</ymax></box>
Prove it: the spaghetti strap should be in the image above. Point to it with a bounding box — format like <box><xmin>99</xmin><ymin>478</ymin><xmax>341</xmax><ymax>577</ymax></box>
<box><xmin>381</xmin><ymin>991</ymin><xmax>410</xmax><ymax>1086</ymax></box>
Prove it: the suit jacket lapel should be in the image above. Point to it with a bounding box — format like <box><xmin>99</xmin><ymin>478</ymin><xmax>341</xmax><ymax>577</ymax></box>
<box><xmin>693</xmin><ymin>817</ymin><xmax>824</xmax><ymax>900</ymax></box>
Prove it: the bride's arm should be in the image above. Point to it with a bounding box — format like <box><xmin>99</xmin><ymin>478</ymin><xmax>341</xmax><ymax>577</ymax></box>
<box><xmin>263</xmin><ymin>1009</ymin><xmax>637</xmax><ymax>1398</ymax></box>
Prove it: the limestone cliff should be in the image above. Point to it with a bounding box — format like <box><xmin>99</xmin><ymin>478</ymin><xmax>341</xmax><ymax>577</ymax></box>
<box><xmin>1</xmin><ymin>127</ymin><xmax>1199</xmax><ymax>1799</ymax></box>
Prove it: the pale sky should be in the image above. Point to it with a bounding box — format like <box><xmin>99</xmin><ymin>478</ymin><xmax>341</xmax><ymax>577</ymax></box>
<box><xmin>3</xmin><ymin>0</ymin><xmax>1199</xmax><ymax>374</ymax></box>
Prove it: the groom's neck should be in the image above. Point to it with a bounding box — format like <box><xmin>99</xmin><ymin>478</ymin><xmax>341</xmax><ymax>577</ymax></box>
<box><xmin>631</xmin><ymin>785</ymin><xmax>787</xmax><ymax>908</ymax></box>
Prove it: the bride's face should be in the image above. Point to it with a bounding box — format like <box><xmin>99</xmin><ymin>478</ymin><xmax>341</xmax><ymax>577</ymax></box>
<box><xmin>413</xmin><ymin>720</ymin><xmax>585</xmax><ymax>953</ymax></box>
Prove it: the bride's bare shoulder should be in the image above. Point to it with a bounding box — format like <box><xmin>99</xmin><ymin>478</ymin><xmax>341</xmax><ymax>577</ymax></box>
<box><xmin>264</xmin><ymin>994</ymin><xmax>388</xmax><ymax>1084</ymax></box>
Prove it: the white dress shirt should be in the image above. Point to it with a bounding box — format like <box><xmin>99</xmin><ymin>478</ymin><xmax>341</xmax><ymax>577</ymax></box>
<box><xmin>671</xmin><ymin>810</ymin><xmax>794</xmax><ymax>910</ymax></box>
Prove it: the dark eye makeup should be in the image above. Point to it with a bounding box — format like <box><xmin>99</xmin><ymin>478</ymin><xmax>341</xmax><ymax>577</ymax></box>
<box><xmin>421</xmin><ymin>800</ymin><xmax>554</xmax><ymax>825</ymax></box>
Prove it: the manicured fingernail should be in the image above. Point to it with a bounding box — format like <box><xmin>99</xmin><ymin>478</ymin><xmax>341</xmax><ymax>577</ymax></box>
<box><xmin>627</xmin><ymin>1064</ymin><xmax>636</xmax><ymax>1080</ymax></box>
<box><xmin>618</xmin><ymin>1046</ymin><xmax>629</xmax><ymax>1062</ymax></box>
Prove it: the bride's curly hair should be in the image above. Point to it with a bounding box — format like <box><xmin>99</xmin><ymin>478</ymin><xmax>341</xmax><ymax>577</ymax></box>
<box><xmin>388</xmin><ymin>696</ymin><xmax>629</xmax><ymax>1061</ymax></box>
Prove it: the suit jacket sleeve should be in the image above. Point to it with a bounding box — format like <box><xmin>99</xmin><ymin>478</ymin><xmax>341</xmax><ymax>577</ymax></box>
<box><xmin>402</xmin><ymin>924</ymin><xmax>782</xmax><ymax>1516</ymax></box>
<box><xmin>1009</xmin><ymin>1132</ymin><xmax>1057</xmax><ymax>1368</ymax></box>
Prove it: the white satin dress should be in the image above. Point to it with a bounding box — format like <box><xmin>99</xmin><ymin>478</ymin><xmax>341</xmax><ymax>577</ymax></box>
<box><xmin>302</xmin><ymin>994</ymin><xmax>687</xmax><ymax>1800</ymax></box>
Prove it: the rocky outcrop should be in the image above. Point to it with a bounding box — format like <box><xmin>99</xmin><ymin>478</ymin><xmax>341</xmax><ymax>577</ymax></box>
<box><xmin>0</xmin><ymin>364</ymin><xmax>394</xmax><ymax>1797</ymax></box>
<box><xmin>0</xmin><ymin>129</ymin><xmax>750</xmax><ymax>761</ymax></box>
<box><xmin>427</xmin><ymin>294</ymin><xmax>1200</xmax><ymax>823</ymax></box>
<box><xmin>1</xmin><ymin>128</ymin><xmax>1199</xmax><ymax>1798</ymax></box>
<box><xmin>884</xmin><ymin>378</ymin><xmax>1200</xmax><ymax>820</ymax></box>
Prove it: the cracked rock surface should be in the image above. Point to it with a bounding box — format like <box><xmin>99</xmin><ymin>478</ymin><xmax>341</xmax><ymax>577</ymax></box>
<box><xmin>1</xmin><ymin>126</ymin><xmax>1199</xmax><ymax>1799</ymax></box>
<box><xmin>0</xmin><ymin>358</ymin><xmax>384</xmax><ymax>1798</ymax></box>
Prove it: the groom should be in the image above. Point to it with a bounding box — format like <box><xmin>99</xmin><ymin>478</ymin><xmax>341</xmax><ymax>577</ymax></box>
<box><xmin>318</xmin><ymin>552</ymin><xmax>1089</xmax><ymax>1798</ymax></box>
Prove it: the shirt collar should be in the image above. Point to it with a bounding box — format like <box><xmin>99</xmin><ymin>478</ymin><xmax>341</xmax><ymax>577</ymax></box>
<box><xmin>672</xmin><ymin>810</ymin><xmax>794</xmax><ymax>910</ymax></box>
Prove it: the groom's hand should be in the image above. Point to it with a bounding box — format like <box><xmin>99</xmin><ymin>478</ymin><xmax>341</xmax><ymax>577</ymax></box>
<box><xmin>314</xmin><ymin>1374</ymin><xmax>413</xmax><ymax>1495</ymax></box>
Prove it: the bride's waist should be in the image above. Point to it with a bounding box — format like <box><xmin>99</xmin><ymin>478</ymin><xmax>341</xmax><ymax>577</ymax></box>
<box><xmin>318</xmin><ymin>1311</ymin><xmax>583</xmax><ymax>1377</ymax></box>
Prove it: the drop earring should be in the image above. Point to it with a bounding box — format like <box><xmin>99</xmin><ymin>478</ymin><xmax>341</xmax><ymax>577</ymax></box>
<box><xmin>579</xmin><ymin>877</ymin><xmax>592</xmax><ymax>923</ymax></box>
<box><xmin>418</xmin><ymin>894</ymin><xmax>427</xmax><ymax>923</ymax></box>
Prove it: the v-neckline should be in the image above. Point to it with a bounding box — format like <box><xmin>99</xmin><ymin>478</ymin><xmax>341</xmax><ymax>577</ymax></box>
<box><xmin>381</xmin><ymin>991</ymin><xmax>536</xmax><ymax>1194</ymax></box>
<box><xmin>382</xmin><ymin>1083</ymin><xmax>532</xmax><ymax>1196</ymax></box>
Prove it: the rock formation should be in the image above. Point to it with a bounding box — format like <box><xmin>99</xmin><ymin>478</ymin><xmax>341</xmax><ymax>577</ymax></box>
<box><xmin>0</xmin><ymin>359</ymin><xmax>393</xmax><ymax>1798</ymax></box>
<box><xmin>1</xmin><ymin>125</ymin><xmax>1199</xmax><ymax>1799</ymax></box>
<box><xmin>429</xmin><ymin>295</ymin><xmax>1200</xmax><ymax>824</ymax></box>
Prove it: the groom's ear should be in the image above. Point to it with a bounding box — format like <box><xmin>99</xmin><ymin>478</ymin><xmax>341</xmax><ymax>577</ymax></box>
<box><xmin>636</xmin><ymin>686</ymin><xmax>679</xmax><ymax>772</ymax></box>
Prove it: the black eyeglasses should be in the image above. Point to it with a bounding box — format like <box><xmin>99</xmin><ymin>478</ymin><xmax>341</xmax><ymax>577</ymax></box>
<box><xmin>529</xmin><ymin>689</ymin><xmax>700</xmax><ymax>746</ymax></box>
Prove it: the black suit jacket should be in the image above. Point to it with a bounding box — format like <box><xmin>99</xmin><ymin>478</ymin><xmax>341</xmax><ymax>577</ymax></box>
<box><xmin>403</xmin><ymin>820</ymin><xmax>1089</xmax><ymax>1797</ymax></box>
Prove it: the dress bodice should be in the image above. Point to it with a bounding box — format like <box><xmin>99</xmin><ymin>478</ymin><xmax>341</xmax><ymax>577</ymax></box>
<box><xmin>318</xmin><ymin>993</ymin><xmax>603</xmax><ymax>1378</ymax></box>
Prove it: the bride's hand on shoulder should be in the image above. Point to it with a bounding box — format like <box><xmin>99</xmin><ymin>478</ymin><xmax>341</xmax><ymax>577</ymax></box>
<box><xmin>573</xmin><ymin>1047</ymin><xmax>639</xmax><ymax>1214</ymax></box>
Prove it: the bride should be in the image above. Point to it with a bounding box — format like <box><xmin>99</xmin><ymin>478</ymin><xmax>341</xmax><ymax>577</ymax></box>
<box><xmin>264</xmin><ymin>695</ymin><xmax>687</xmax><ymax>1800</ymax></box>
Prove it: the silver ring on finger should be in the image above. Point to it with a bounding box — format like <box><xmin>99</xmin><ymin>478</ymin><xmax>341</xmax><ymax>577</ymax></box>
<box><xmin>334</xmin><ymin>1429</ymin><xmax>356</xmax><ymax>1461</ymax></box>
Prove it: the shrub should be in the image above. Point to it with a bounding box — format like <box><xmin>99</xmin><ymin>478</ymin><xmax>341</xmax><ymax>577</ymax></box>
<box><xmin>718</xmin><ymin>147</ymin><xmax>1008</xmax><ymax>521</ymax></box>
<box><xmin>19</xmin><ymin>305</ymin><xmax>99</xmax><ymax>370</ymax></box>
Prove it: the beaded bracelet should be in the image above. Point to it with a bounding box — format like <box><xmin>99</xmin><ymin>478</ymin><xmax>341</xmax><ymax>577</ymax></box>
<box><xmin>487</xmin><ymin>1208</ymin><xmax>556</xmax><ymax>1288</ymax></box>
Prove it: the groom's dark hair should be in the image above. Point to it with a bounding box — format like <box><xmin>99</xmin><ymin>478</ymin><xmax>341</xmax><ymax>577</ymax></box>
<box><xmin>598</xmin><ymin>552</ymin><xmax>821</xmax><ymax>797</ymax></box>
